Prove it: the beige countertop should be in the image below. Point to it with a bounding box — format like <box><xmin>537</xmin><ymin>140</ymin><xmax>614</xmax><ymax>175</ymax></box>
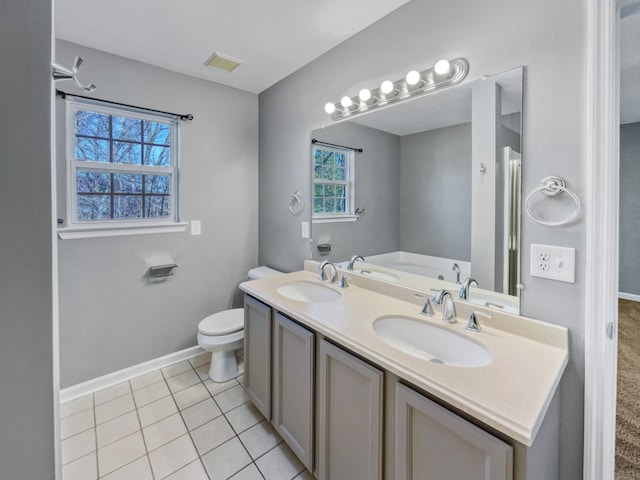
<box><xmin>240</xmin><ymin>268</ymin><xmax>568</xmax><ymax>447</ymax></box>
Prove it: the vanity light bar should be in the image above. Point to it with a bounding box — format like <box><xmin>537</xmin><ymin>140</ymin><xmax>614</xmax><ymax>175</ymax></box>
<box><xmin>324</xmin><ymin>57</ymin><xmax>469</xmax><ymax>121</ymax></box>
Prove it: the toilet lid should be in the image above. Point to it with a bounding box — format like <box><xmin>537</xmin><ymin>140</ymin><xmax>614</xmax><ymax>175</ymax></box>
<box><xmin>198</xmin><ymin>308</ymin><xmax>244</xmax><ymax>336</ymax></box>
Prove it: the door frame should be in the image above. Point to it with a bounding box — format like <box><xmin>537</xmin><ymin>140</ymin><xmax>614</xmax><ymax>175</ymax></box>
<box><xmin>584</xmin><ymin>0</ymin><xmax>625</xmax><ymax>478</ymax></box>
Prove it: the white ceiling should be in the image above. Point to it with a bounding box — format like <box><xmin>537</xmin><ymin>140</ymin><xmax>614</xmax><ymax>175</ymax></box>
<box><xmin>55</xmin><ymin>0</ymin><xmax>410</xmax><ymax>94</ymax></box>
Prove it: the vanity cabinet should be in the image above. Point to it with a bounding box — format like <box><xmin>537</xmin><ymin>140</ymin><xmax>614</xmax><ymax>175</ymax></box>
<box><xmin>395</xmin><ymin>383</ymin><xmax>513</xmax><ymax>480</ymax></box>
<box><xmin>243</xmin><ymin>295</ymin><xmax>272</xmax><ymax>418</ymax></box>
<box><xmin>317</xmin><ymin>339</ymin><xmax>383</xmax><ymax>480</ymax></box>
<box><xmin>272</xmin><ymin>313</ymin><xmax>315</xmax><ymax>471</ymax></box>
<box><xmin>244</xmin><ymin>294</ymin><xmax>517</xmax><ymax>480</ymax></box>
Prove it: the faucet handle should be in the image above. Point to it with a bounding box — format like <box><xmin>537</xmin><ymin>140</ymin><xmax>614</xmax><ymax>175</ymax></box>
<box><xmin>420</xmin><ymin>297</ymin><xmax>434</xmax><ymax>317</ymax></box>
<box><xmin>466</xmin><ymin>311</ymin><xmax>492</xmax><ymax>333</ymax></box>
<box><xmin>338</xmin><ymin>274</ymin><xmax>350</xmax><ymax>289</ymax></box>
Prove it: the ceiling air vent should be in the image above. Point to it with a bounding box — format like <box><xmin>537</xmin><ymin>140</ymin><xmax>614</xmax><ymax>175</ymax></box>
<box><xmin>203</xmin><ymin>52</ymin><xmax>243</xmax><ymax>73</ymax></box>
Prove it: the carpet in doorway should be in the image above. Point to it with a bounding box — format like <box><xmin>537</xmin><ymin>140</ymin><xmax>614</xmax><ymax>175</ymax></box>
<box><xmin>616</xmin><ymin>298</ymin><xmax>640</xmax><ymax>479</ymax></box>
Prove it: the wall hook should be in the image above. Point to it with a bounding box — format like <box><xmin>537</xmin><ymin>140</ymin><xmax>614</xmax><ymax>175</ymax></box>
<box><xmin>479</xmin><ymin>163</ymin><xmax>487</xmax><ymax>174</ymax></box>
<box><xmin>52</xmin><ymin>56</ymin><xmax>97</xmax><ymax>92</ymax></box>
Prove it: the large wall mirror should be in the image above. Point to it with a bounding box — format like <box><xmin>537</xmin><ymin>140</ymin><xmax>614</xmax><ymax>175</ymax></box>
<box><xmin>310</xmin><ymin>66</ymin><xmax>523</xmax><ymax>314</ymax></box>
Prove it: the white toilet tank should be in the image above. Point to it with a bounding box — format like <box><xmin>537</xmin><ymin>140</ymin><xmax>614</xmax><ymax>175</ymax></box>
<box><xmin>247</xmin><ymin>266</ymin><xmax>283</xmax><ymax>280</ymax></box>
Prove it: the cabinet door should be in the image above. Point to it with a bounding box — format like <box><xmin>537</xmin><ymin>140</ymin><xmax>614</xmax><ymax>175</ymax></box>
<box><xmin>318</xmin><ymin>339</ymin><xmax>383</xmax><ymax>480</ymax></box>
<box><xmin>396</xmin><ymin>383</ymin><xmax>513</xmax><ymax>480</ymax></box>
<box><xmin>272</xmin><ymin>313</ymin><xmax>314</xmax><ymax>471</ymax></box>
<box><xmin>243</xmin><ymin>295</ymin><xmax>272</xmax><ymax>419</ymax></box>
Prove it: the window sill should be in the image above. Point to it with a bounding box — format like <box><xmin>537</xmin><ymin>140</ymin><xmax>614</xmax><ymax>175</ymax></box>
<box><xmin>312</xmin><ymin>215</ymin><xmax>359</xmax><ymax>224</ymax></box>
<box><xmin>58</xmin><ymin>222</ymin><xmax>189</xmax><ymax>240</ymax></box>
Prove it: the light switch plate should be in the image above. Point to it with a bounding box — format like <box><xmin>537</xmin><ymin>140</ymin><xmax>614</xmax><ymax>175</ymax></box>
<box><xmin>530</xmin><ymin>244</ymin><xmax>575</xmax><ymax>283</ymax></box>
<box><xmin>301</xmin><ymin>221</ymin><xmax>310</xmax><ymax>239</ymax></box>
<box><xmin>190</xmin><ymin>220</ymin><xmax>201</xmax><ymax>236</ymax></box>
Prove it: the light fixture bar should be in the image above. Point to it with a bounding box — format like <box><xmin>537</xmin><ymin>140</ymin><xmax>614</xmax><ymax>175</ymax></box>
<box><xmin>324</xmin><ymin>57</ymin><xmax>469</xmax><ymax>121</ymax></box>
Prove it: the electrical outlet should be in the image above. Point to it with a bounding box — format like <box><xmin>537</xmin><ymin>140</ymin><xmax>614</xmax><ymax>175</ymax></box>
<box><xmin>530</xmin><ymin>244</ymin><xmax>575</xmax><ymax>283</ymax></box>
<box><xmin>190</xmin><ymin>220</ymin><xmax>201</xmax><ymax>236</ymax></box>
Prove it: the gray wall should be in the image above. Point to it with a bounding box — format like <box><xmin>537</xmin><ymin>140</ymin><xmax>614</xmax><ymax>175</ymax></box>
<box><xmin>0</xmin><ymin>0</ymin><xmax>55</xmax><ymax>478</ymax></box>
<box><xmin>56</xmin><ymin>41</ymin><xmax>259</xmax><ymax>387</ymax></box>
<box><xmin>620</xmin><ymin>122</ymin><xmax>640</xmax><ymax>296</ymax></box>
<box><xmin>399</xmin><ymin>123</ymin><xmax>472</xmax><ymax>260</ymax></box>
<box><xmin>311</xmin><ymin>122</ymin><xmax>400</xmax><ymax>261</ymax></box>
<box><xmin>258</xmin><ymin>0</ymin><xmax>586</xmax><ymax>478</ymax></box>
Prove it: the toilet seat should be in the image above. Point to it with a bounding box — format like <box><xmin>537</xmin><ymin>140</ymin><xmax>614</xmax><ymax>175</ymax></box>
<box><xmin>198</xmin><ymin>308</ymin><xmax>244</xmax><ymax>336</ymax></box>
<box><xmin>197</xmin><ymin>330</ymin><xmax>243</xmax><ymax>347</ymax></box>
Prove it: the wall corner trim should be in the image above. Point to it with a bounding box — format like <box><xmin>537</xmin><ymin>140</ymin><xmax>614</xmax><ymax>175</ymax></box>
<box><xmin>583</xmin><ymin>0</ymin><xmax>620</xmax><ymax>479</ymax></box>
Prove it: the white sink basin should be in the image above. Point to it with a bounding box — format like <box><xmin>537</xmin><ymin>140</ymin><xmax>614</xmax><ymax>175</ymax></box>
<box><xmin>373</xmin><ymin>316</ymin><xmax>493</xmax><ymax>367</ymax></box>
<box><xmin>276</xmin><ymin>281</ymin><xmax>342</xmax><ymax>303</ymax></box>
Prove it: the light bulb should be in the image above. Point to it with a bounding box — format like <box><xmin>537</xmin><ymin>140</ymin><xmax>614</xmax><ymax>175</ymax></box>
<box><xmin>341</xmin><ymin>96</ymin><xmax>353</xmax><ymax>108</ymax></box>
<box><xmin>324</xmin><ymin>102</ymin><xmax>336</xmax><ymax>114</ymax></box>
<box><xmin>406</xmin><ymin>70</ymin><xmax>421</xmax><ymax>86</ymax></box>
<box><xmin>380</xmin><ymin>80</ymin><xmax>394</xmax><ymax>95</ymax></box>
<box><xmin>359</xmin><ymin>88</ymin><xmax>372</xmax><ymax>102</ymax></box>
<box><xmin>434</xmin><ymin>59</ymin><xmax>451</xmax><ymax>76</ymax></box>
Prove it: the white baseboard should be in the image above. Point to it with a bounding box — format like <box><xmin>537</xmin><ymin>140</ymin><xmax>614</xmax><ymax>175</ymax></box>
<box><xmin>618</xmin><ymin>292</ymin><xmax>640</xmax><ymax>302</ymax></box>
<box><xmin>60</xmin><ymin>345</ymin><xmax>206</xmax><ymax>403</ymax></box>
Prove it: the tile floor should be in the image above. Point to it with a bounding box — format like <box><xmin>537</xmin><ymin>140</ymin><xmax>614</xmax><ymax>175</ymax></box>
<box><xmin>60</xmin><ymin>354</ymin><xmax>314</xmax><ymax>480</ymax></box>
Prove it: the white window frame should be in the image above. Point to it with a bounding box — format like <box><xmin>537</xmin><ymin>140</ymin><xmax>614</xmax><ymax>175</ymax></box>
<box><xmin>312</xmin><ymin>145</ymin><xmax>358</xmax><ymax>223</ymax></box>
<box><xmin>59</xmin><ymin>98</ymin><xmax>187</xmax><ymax>239</ymax></box>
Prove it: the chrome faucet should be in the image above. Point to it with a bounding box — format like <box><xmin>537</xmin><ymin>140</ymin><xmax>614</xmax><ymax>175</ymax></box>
<box><xmin>347</xmin><ymin>254</ymin><xmax>365</xmax><ymax>270</ymax></box>
<box><xmin>459</xmin><ymin>277</ymin><xmax>478</xmax><ymax>300</ymax></box>
<box><xmin>432</xmin><ymin>289</ymin><xmax>457</xmax><ymax>323</ymax></box>
<box><xmin>452</xmin><ymin>263</ymin><xmax>461</xmax><ymax>284</ymax></box>
<box><xmin>319</xmin><ymin>260</ymin><xmax>339</xmax><ymax>283</ymax></box>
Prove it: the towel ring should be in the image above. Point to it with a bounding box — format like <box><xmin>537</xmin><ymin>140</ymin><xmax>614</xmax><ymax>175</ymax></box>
<box><xmin>525</xmin><ymin>176</ymin><xmax>581</xmax><ymax>227</ymax></box>
<box><xmin>289</xmin><ymin>191</ymin><xmax>305</xmax><ymax>216</ymax></box>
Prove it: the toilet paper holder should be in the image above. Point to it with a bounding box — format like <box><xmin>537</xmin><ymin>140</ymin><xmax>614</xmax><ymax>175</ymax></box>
<box><xmin>149</xmin><ymin>263</ymin><xmax>178</xmax><ymax>278</ymax></box>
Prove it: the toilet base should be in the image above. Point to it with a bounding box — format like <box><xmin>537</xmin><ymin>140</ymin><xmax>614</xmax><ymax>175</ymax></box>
<box><xmin>208</xmin><ymin>349</ymin><xmax>242</xmax><ymax>383</ymax></box>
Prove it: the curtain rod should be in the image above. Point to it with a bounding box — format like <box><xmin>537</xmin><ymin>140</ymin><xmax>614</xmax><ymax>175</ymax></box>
<box><xmin>55</xmin><ymin>90</ymin><xmax>194</xmax><ymax>121</ymax></box>
<box><xmin>311</xmin><ymin>138</ymin><xmax>363</xmax><ymax>153</ymax></box>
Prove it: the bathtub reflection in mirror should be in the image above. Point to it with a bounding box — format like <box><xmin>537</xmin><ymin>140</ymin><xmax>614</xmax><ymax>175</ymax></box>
<box><xmin>310</xmin><ymin>67</ymin><xmax>523</xmax><ymax>313</ymax></box>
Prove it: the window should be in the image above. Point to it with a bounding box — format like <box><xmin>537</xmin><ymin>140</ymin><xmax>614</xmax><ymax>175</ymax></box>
<box><xmin>64</xmin><ymin>100</ymin><xmax>182</xmax><ymax>235</ymax></box>
<box><xmin>312</xmin><ymin>146</ymin><xmax>355</xmax><ymax>221</ymax></box>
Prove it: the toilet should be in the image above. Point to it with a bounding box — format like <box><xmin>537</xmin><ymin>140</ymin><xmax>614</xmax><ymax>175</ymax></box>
<box><xmin>197</xmin><ymin>266</ymin><xmax>282</xmax><ymax>382</ymax></box>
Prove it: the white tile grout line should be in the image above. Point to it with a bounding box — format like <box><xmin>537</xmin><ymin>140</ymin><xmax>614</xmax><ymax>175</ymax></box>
<box><xmin>61</xmin><ymin>360</ymin><xmax>307</xmax><ymax>480</ymax></box>
<box><xmin>130</xmin><ymin>377</ymin><xmax>156</xmax><ymax>480</ymax></box>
